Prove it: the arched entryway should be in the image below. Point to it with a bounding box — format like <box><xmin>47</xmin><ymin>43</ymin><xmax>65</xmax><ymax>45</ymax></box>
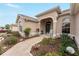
<box><xmin>40</xmin><ymin>18</ymin><xmax>53</xmax><ymax>34</ymax></box>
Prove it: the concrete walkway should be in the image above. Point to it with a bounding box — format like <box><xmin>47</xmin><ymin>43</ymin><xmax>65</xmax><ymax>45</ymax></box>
<box><xmin>1</xmin><ymin>35</ymin><xmax>46</xmax><ymax>56</ymax></box>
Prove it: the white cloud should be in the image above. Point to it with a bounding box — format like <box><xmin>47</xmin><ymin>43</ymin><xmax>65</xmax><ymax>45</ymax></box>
<box><xmin>5</xmin><ymin>3</ymin><xmax>20</xmax><ymax>9</ymax></box>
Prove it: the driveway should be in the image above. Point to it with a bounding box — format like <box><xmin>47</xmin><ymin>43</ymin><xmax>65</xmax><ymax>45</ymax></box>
<box><xmin>1</xmin><ymin>35</ymin><xmax>46</xmax><ymax>56</ymax></box>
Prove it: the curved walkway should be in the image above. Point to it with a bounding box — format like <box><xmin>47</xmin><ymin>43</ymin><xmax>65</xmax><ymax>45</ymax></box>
<box><xmin>1</xmin><ymin>35</ymin><xmax>46</xmax><ymax>56</ymax></box>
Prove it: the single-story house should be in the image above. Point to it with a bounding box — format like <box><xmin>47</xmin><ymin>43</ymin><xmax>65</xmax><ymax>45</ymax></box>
<box><xmin>16</xmin><ymin>3</ymin><xmax>79</xmax><ymax>48</ymax></box>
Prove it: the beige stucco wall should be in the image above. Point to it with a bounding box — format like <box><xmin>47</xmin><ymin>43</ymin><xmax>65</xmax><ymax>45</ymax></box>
<box><xmin>37</xmin><ymin>11</ymin><xmax>58</xmax><ymax>21</ymax></box>
<box><xmin>74</xmin><ymin>13</ymin><xmax>79</xmax><ymax>48</ymax></box>
<box><xmin>23</xmin><ymin>21</ymin><xmax>39</xmax><ymax>33</ymax></box>
<box><xmin>70</xmin><ymin>4</ymin><xmax>79</xmax><ymax>49</ymax></box>
<box><xmin>56</xmin><ymin>16</ymin><xmax>62</xmax><ymax>37</ymax></box>
<box><xmin>10</xmin><ymin>25</ymin><xmax>18</xmax><ymax>32</ymax></box>
<box><xmin>70</xmin><ymin>15</ymin><xmax>76</xmax><ymax>36</ymax></box>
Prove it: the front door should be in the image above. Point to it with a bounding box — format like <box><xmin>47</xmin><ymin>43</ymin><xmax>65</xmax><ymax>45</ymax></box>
<box><xmin>45</xmin><ymin>22</ymin><xmax>51</xmax><ymax>33</ymax></box>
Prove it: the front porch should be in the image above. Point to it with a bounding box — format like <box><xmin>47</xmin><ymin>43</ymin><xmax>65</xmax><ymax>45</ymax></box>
<box><xmin>39</xmin><ymin>17</ymin><xmax>57</xmax><ymax>37</ymax></box>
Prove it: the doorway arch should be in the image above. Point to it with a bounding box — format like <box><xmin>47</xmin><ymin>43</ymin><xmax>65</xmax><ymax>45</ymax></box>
<box><xmin>40</xmin><ymin>18</ymin><xmax>53</xmax><ymax>34</ymax></box>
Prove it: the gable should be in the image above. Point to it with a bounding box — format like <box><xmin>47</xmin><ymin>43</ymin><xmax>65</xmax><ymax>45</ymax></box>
<box><xmin>35</xmin><ymin>7</ymin><xmax>61</xmax><ymax>21</ymax></box>
<box><xmin>16</xmin><ymin>14</ymin><xmax>38</xmax><ymax>23</ymax></box>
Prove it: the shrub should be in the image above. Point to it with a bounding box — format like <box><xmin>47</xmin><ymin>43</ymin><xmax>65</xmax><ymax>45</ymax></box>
<box><xmin>24</xmin><ymin>28</ymin><xmax>31</xmax><ymax>37</ymax></box>
<box><xmin>60</xmin><ymin>34</ymin><xmax>78</xmax><ymax>56</ymax></box>
<box><xmin>4</xmin><ymin>36</ymin><xmax>17</xmax><ymax>45</ymax></box>
<box><xmin>7</xmin><ymin>30</ymin><xmax>11</xmax><ymax>34</ymax></box>
<box><xmin>0</xmin><ymin>30</ymin><xmax>6</xmax><ymax>33</ymax></box>
<box><xmin>74</xmin><ymin>50</ymin><xmax>79</xmax><ymax>56</ymax></box>
<box><xmin>0</xmin><ymin>46</ymin><xmax>3</xmax><ymax>55</ymax></box>
<box><xmin>45</xmin><ymin>52</ymin><xmax>60</xmax><ymax>56</ymax></box>
<box><xmin>11</xmin><ymin>31</ymin><xmax>21</xmax><ymax>37</ymax></box>
<box><xmin>5</xmin><ymin>24</ymin><xmax>10</xmax><ymax>29</ymax></box>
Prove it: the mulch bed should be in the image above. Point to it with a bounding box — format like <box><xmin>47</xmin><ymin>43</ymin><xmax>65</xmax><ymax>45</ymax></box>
<box><xmin>30</xmin><ymin>38</ymin><xmax>61</xmax><ymax>56</ymax></box>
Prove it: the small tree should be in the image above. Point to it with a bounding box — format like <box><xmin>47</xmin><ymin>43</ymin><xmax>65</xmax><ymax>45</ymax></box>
<box><xmin>5</xmin><ymin>24</ymin><xmax>10</xmax><ymax>29</ymax></box>
<box><xmin>0</xmin><ymin>27</ymin><xmax>4</xmax><ymax>29</ymax></box>
<box><xmin>24</xmin><ymin>28</ymin><xmax>31</xmax><ymax>37</ymax></box>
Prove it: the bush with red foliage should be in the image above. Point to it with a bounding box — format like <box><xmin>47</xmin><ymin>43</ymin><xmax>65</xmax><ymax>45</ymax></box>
<box><xmin>0</xmin><ymin>30</ymin><xmax>6</xmax><ymax>33</ymax></box>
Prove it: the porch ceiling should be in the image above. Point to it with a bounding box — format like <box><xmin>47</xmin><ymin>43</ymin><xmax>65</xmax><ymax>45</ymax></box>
<box><xmin>40</xmin><ymin>18</ymin><xmax>53</xmax><ymax>22</ymax></box>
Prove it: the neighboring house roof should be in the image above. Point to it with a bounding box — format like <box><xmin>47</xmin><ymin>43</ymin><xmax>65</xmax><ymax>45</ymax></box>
<box><xmin>16</xmin><ymin>14</ymin><xmax>38</xmax><ymax>23</ymax></box>
<box><xmin>35</xmin><ymin>6</ymin><xmax>61</xmax><ymax>17</ymax></box>
<box><xmin>10</xmin><ymin>24</ymin><xmax>17</xmax><ymax>29</ymax></box>
<box><xmin>11</xmin><ymin>24</ymin><xmax>17</xmax><ymax>27</ymax></box>
<box><xmin>10</xmin><ymin>24</ymin><xmax>17</xmax><ymax>30</ymax></box>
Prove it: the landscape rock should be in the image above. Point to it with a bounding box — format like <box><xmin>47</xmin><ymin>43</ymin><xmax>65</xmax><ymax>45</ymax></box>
<box><xmin>66</xmin><ymin>46</ymin><xmax>75</xmax><ymax>54</ymax></box>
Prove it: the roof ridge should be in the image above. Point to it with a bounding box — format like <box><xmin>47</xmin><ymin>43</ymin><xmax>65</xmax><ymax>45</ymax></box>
<box><xmin>18</xmin><ymin>14</ymin><xmax>37</xmax><ymax>20</ymax></box>
<box><xmin>61</xmin><ymin>9</ymin><xmax>70</xmax><ymax>13</ymax></box>
<box><xmin>16</xmin><ymin>14</ymin><xmax>38</xmax><ymax>23</ymax></box>
<box><xmin>35</xmin><ymin>6</ymin><xmax>61</xmax><ymax>17</ymax></box>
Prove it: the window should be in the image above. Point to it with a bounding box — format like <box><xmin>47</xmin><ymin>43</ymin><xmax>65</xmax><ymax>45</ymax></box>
<box><xmin>62</xmin><ymin>18</ymin><xmax>70</xmax><ymax>34</ymax></box>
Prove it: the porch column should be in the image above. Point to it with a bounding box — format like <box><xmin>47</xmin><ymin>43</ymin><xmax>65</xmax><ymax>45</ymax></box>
<box><xmin>52</xmin><ymin>18</ymin><xmax>57</xmax><ymax>37</ymax></box>
<box><xmin>38</xmin><ymin>21</ymin><xmax>41</xmax><ymax>35</ymax></box>
<box><xmin>70</xmin><ymin>4</ymin><xmax>79</xmax><ymax>49</ymax></box>
<box><xmin>74</xmin><ymin>13</ymin><xmax>79</xmax><ymax>49</ymax></box>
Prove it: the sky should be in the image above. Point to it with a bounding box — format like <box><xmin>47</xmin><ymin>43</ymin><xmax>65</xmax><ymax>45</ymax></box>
<box><xmin>0</xmin><ymin>3</ymin><xmax>70</xmax><ymax>27</ymax></box>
